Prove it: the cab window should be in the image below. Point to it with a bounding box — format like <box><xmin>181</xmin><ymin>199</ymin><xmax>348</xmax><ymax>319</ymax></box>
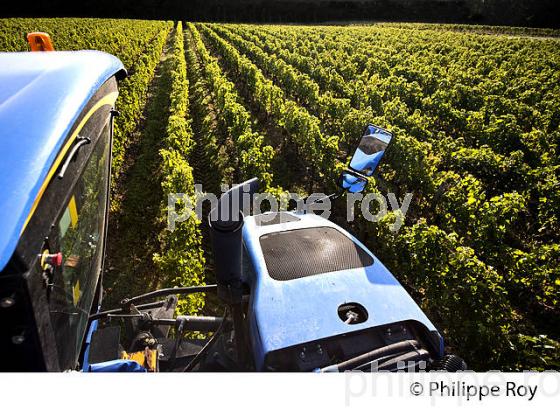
<box><xmin>48</xmin><ymin>121</ymin><xmax>110</xmax><ymax>368</ymax></box>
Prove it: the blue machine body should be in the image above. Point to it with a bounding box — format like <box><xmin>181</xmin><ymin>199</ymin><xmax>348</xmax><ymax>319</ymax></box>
<box><xmin>0</xmin><ymin>51</ymin><xmax>125</xmax><ymax>271</ymax></box>
<box><xmin>242</xmin><ymin>212</ymin><xmax>443</xmax><ymax>370</ymax></box>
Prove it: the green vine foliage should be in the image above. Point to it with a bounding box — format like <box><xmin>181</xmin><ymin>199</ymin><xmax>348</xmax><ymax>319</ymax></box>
<box><xmin>200</xmin><ymin>23</ymin><xmax>559</xmax><ymax>370</ymax></box>
<box><xmin>153</xmin><ymin>22</ymin><xmax>206</xmax><ymax>315</ymax></box>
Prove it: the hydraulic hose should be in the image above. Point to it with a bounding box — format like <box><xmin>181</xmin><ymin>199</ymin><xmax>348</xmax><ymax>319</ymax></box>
<box><xmin>373</xmin><ymin>348</ymin><xmax>430</xmax><ymax>371</ymax></box>
<box><xmin>89</xmin><ymin>300</ymin><xmax>165</xmax><ymax>322</ymax></box>
<box><xmin>319</xmin><ymin>340</ymin><xmax>420</xmax><ymax>372</ymax></box>
<box><xmin>121</xmin><ymin>284</ymin><xmax>217</xmax><ymax>306</ymax></box>
<box><xmin>150</xmin><ymin>315</ymin><xmax>224</xmax><ymax>332</ymax></box>
<box><xmin>90</xmin><ymin>285</ymin><xmax>218</xmax><ymax>322</ymax></box>
<box><xmin>182</xmin><ymin>309</ymin><xmax>228</xmax><ymax>372</ymax></box>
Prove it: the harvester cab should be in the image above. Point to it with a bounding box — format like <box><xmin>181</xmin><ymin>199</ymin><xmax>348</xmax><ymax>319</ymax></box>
<box><xmin>0</xmin><ymin>45</ymin><xmax>124</xmax><ymax>370</ymax></box>
<box><xmin>0</xmin><ymin>38</ymin><xmax>466</xmax><ymax>372</ymax></box>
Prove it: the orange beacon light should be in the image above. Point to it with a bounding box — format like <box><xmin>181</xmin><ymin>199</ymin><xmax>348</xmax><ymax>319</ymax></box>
<box><xmin>27</xmin><ymin>32</ymin><xmax>55</xmax><ymax>51</ymax></box>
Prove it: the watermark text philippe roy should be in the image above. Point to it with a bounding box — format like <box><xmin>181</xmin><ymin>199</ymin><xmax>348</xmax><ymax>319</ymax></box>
<box><xmin>167</xmin><ymin>184</ymin><xmax>413</xmax><ymax>231</ymax></box>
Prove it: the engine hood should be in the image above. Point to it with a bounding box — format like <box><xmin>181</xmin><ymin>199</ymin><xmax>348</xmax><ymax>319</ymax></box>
<box><xmin>242</xmin><ymin>212</ymin><xmax>440</xmax><ymax>370</ymax></box>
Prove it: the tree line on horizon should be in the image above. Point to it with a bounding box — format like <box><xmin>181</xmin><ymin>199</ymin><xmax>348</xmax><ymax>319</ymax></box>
<box><xmin>1</xmin><ymin>0</ymin><xmax>559</xmax><ymax>28</ymax></box>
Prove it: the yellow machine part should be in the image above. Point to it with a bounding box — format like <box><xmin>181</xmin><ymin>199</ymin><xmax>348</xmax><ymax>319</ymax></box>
<box><xmin>121</xmin><ymin>347</ymin><xmax>158</xmax><ymax>372</ymax></box>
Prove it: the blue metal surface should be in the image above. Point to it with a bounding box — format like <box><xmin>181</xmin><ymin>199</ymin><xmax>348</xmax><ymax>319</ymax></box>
<box><xmin>81</xmin><ymin>319</ymin><xmax>99</xmax><ymax>371</ymax></box>
<box><xmin>242</xmin><ymin>212</ymin><xmax>441</xmax><ymax>370</ymax></box>
<box><xmin>0</xmin><ymin>51</ymin><xmax>125</xmax><ymax>271</ymax></box>
<box><xmin>88</xmin><ymin>360</ymin><xmax>146</xmax><ymax>372</ymax></box>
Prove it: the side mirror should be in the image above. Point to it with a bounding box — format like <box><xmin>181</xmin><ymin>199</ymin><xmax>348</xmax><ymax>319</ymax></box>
<box><xmin>340</xmin><ymin>124</ymin><xmax>393</xmax><ymax>193</ymax></box>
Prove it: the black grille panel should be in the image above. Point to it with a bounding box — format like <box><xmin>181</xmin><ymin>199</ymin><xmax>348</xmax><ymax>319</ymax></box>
<box><xmin>259</xmin><ymin>227</ymin><xmax>374</xmax><ymax>281</ymax></box>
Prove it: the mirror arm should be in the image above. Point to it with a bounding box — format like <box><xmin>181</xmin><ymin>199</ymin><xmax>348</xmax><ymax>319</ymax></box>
<box><xmin>305</xmin><ymin>191</ymin><xmax>343</xmax><ymax>209</ymax></box>
<box><xmin>344</xmin><ymin>167</ymin><xmax>370</xmax><ymax>181</ymax></box>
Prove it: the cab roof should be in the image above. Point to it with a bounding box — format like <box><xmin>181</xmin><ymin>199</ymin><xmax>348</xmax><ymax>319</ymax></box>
<box><xmin>0</xmin><ymin>51</ymin><xmax>125</xmax><ymax>271</ymax></box>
